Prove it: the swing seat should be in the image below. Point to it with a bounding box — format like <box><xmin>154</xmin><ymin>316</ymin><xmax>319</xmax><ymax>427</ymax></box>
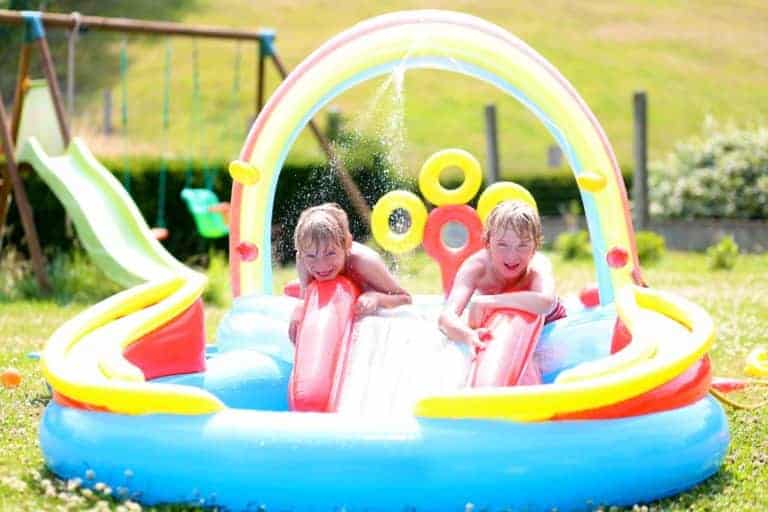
<box><xmin>180</xmin><ymin>188</ymin><xmax>229</xmax><ymax>239</ymax></box>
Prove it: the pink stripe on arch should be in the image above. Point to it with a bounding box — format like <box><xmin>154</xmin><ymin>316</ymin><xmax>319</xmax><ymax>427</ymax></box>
<box><xmin>229</xmin><ymin>182</ymin><xmax>243</xmax><ymax>296</ymax></box>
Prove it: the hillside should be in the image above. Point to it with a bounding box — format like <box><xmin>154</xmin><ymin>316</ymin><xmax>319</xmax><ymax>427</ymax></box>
<box><xmin>5</xmin><ymin>1</ymin><xmax>768</xmax><ymax>179</ymax></box>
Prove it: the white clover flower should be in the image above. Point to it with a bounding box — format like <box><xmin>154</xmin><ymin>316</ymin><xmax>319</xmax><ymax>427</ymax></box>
<box><xmin>67</xmin><ymin>478</ymin><xmax>82</xmax><ymax>491</ymax></box>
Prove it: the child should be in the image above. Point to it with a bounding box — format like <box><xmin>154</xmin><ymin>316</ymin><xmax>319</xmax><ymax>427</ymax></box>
<box><xmin>288</xmin><ymin>203</ymin><xmax>412</xmax><ymax>343</ymax></box>
<box><xmin>438</xmin><ymin>200</ymin><xmax>565</xmax><ymax>355</ymax></box>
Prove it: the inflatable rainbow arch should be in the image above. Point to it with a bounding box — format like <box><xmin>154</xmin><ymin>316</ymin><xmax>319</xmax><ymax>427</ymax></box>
<box><xmin>39</xmin><ymin>10</ymin><xmax>728</xmax><ymax>511</ymax></box>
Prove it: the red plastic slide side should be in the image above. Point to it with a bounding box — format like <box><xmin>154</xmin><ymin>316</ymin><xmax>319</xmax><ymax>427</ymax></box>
<box><xmin>289</xmin><ymin>277</ymin><xmax>360</xmax><ymax>412</ymax></box>
<box><xmin>123</xmin><ymin>298</ymin><xmax>207</xmax><ymax>380</ymax></box>
<box><xmin>469</xmin><ymin>309</ymin><xmax>545</xmax><ymax>387</ymax></box>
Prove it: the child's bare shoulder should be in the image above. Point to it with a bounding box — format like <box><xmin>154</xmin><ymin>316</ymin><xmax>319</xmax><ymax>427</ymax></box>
<box><xmin>461</xmin><ymin>249</ymin><xmax>490</xmax><ymax>276</ymax></box>
<box><xmin>530</xmin><ymin>251</ymin><xmax>553</xmax><ymax>272</ymax></box>
<box><xmin>348</xmin><ymin>242</ymin><xmax>385</xmax><ymax>268</ymax></box>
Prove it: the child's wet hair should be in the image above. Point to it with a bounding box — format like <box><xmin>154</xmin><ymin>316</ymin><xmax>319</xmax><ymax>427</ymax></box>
<box><xmin>483</xmin><ymin>200</ymin><xmax>542</xmax><ymax>248</ymax></box>
<box><xmin>294</xmin><ymin>203</ymin><xmax>351</xmax><ymax>254</ymax></box>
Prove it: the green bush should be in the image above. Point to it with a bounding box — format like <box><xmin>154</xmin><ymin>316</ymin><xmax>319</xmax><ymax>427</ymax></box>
<box><xmin>200</xmin><ymin>250</ymin><xmax>232</xmax><ymax>308</ymax></box>
<box><xmin>649</xmin><ymin>120</ymin><xmax>768</xmax><ymax>219</ymax></box>
<box><xmin>0</xmin><ymin>247</ymin><xmax>121</xmax><ymax>303</ymax></box>
<box><xmin>554</xmin><ymin>230</ymin><xmax>592</xmax><ymax>260</ymax></box>
<box><xmin>1</xmin><ymin>154</ymin><xmax>410</xmax><ymax>262</ymax></box>
<box><xmin>0</xmin><ymin>246</ymin><xmax>32</xmax><ymax>300</ymax></box>
<box><xmin>3</xmin><ymin>146</ymin><xmax>633</xmax><ymax>263</ymax></box>
<box><xmin>707</xmin><ymin>235</ymin><xmax>739</xmax><ymax>270</ymax></box>
<box><xmin>635</xmin><ymin>230</ymin><xmax>666</xmax><ymax>265</ymax></box>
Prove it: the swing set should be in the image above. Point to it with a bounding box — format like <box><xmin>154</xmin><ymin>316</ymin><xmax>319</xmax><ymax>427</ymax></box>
<box><xmin>0</xmin><ymin>8</ymin><xmax>371</xmax><ymax>289</ymax></box>
<box><xmin>120</xmin><ymin>37</ymin><xmax>239</xmax><ymax>240</ymax></box>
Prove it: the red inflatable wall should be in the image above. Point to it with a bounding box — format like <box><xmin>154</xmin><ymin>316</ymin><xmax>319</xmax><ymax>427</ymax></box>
<box><xmin>124</xmin><ymin>298</ymin><xmax>207</xmax><ymax>380</ymax></box>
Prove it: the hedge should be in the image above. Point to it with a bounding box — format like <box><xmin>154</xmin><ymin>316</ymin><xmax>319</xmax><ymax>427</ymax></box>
<box><xmin>649</xmin><ymin>122</ymin><xmax>768</xmax><ymax>219</ymax></box>
<box><xmin>2</xmin><ymin>156</ymin><xmax>633</xmax><ymax>263</ymax></box>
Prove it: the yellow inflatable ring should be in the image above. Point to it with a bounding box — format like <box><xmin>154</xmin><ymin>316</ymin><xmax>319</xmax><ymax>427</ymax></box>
<box><xmin>477</xmin><ymin>182</ymin><xmax>538</xmax><ymax>224</ymax></box>
<box><xmin>418</xmin><ymin>149</ymin><xmax>483</xmax><ymax>206</ymax></box>
<box><xmin>371</xmin><ymin>190</ymin><xmax>428</xmax><ymax>254</ymax></box>
<box><xmin>745</xmin><ymin>346</ymin><xmax>768</xmax><ymax>377</ymax></box>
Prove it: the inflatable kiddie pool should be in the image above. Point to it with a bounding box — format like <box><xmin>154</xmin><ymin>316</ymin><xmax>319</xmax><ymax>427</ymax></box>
<box><xmin>39</xmin><ymin>10</ymin><xmax>728</xmax><ymax>511</ymax></box>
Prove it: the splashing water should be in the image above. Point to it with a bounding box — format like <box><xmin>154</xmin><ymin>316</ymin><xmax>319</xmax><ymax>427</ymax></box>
<box><xmin>380</xmin><ymin>64</ymin><xmax>408</xmax><ymax>178</ymax></box>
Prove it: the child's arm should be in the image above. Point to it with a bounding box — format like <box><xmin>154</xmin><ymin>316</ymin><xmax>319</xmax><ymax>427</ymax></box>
<box><xmin>289</xmin><ymin>255</ymin><xmax>312</xmax><ymax>343</ymax></box>
<box><xmin>355</xmin><ymin>290</ymin><xmax>411</xmax><ymax>316</ymax></box>
<box><xmin>471</xmin><ymin>253</ymin><xmax>557</xmax><ymax>315</ymax></box>
<box><xmin>471</xmin><ymin>291</ymin><xmax>554</xmax><ymax>314</ymax></box>
<box><xmin>288</xmin><ymin>301</ymin><xmax>305</xmax><ymax>344</ymax></box>
<box><xmin>295</xmin><ymin>256</ymin><xmax>312</xmax><ymax>298</ymax></box>
<box><xmin>438</xmin><ymin>255</ymin><xmax>489</xmax><ymax>352</ymax></box>
<box><xmin>351</xmin><ymin>244</ymin><xmax>411</xmax><ymax>316</ymax></box>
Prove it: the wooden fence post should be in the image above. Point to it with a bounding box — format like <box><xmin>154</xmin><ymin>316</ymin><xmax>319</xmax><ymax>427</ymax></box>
<box><xmin>484</xmin><ymin>104</ymin><xmax>500</xmax><ymax>184</ymax></box>
<box><xmin>633</xmin><ymin>91</ymin><xmax>649</xmax><ymax>230</ymax></box>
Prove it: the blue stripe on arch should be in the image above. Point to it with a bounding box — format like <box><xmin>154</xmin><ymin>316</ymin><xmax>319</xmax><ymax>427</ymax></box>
<box><xmin>260</xmin><ymin>56</ymin><xmax>612</xmax><ymax>302</ymax></box>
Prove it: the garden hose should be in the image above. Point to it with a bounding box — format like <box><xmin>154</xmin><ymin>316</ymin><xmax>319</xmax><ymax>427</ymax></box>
<box><xmin>710</xmin><ymin>379</ymin><xmax>768</xmax><ymax>410</ymax></box>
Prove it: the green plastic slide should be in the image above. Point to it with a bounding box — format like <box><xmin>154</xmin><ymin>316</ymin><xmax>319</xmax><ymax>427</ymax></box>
<box><xmin>18</xmin><ymin>137</ymin><xmax>191</xmax><ymax>287</ymax></box>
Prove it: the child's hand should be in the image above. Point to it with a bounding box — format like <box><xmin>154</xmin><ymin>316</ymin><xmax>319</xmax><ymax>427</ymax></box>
<box><xmin>467</xmin><ymin>328</ymin><xmax>491</xmax><ymax>358</ymax></box>
<box><xmin>468</xmin><ymin>296</ymin><xmax>496</xmax><ymax>328</ymax></box>
<box><xmin>355</xmin><ymin>292</ymin><xmax>379</xmax><ymax>317</ymax></box>
<box><xmin>288</xmin><ymin>303</ymin><xmax>305</xmax><ymax>344</ymax></box>
<box><xmin>476</xmin><ymin>327</ymin><xmax>493</xmax><ymax>343</ymax></box>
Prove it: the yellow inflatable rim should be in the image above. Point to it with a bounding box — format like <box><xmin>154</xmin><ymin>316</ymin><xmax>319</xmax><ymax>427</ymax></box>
<box><xmin>477</xmin><ymin>182</ymin><xmax>538</xmax><ymax>224</ymax></box>
<box><xmin>418</xmin><ymin>149</ymin><xmax>483</xmax><ymax>206</ymax></box>
<box><xmin>41</xmin><ymin>273</ymin><xmax>224</xmax><ymax>415</ymax></box>
<box><xmin>414</xmin><ymin>285</ymin><xmax>714</xmax><ymax>422</ymax></box>
<box><xmin>371</xmin><ymin>190</ymin><xmax>428</xmax><ymax>254</ymax></box>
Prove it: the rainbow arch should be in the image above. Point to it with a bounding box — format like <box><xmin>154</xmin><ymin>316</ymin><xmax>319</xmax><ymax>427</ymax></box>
<box><xmin>230</xmin><ymin>10</ymin><xmax>640</xmax><ymax>300</ymax></box>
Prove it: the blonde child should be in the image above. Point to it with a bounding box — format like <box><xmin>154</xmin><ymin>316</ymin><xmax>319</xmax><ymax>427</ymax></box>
<box><xmin>438</xmin><ymin>200</ymin><xmax>565</xmax><ymax>355</ymax></box>
<box><xmin>289</xmin><ymin>203</ymin><xmax>411</xmax><ymax>343</ymax></box>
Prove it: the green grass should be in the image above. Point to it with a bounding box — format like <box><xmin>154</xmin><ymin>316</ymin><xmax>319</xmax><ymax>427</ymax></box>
<box><xmin>1</xmin><ymin>250</ymin><xmax>767</xmax><ymax>510</ymax></box>
<box><xmin>52</xmin><ymin>1</ymin><xmax>768</xmax><ymax>180</ymax></box>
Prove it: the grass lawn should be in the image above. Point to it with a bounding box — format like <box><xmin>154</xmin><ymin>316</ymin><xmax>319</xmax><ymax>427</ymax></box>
<box><xmin>1</xmin><ymin>250</ymin><xmax>767</xmax><ymax>510</ymax></box>
<box><xmin>13</xmin><ymin>1</ymin><xmax>763</xmax><ymax>178</ymax></box>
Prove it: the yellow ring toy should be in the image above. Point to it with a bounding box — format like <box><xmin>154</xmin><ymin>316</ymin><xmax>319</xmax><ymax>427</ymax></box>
<box><xmin>418</xmin><ymin>149</ymin><xmax>483</xmax><ymax>206</ymax></box>
<box><xmin>371</xmin><ymin>190</ymin><xmax>428</xmax><ymax>254</ymax></box>
<box><xmin>477</xmin><ymin>182</ymin><xmax>538</xmax><ymax>224</ymax></box>
<box><xmin>745</xmin><ymin>346</ymin><xmax>768</xmax><ymax>377</ymax></box>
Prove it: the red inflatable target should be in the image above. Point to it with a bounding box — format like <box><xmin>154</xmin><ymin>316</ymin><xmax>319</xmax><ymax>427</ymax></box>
<box><xmin>422</xmin><ymin>205</ymin><xmax>484</xmax><ymax>296</ymax></box>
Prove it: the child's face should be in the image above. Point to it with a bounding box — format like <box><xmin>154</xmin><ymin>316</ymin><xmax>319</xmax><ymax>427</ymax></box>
<box><xmin>300</xmin><ymin>239</ymin><xmax>347</xmax><ymax>282</ymax></box>
<box><xmin>487</xmin><ymin>228</ymin><xmax>536</xmax><ymax>281</ymax></box>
